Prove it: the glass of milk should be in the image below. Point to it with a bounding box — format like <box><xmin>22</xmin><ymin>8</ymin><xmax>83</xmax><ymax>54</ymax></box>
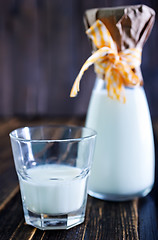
<box><xmin>9</xmin><ymin>125</ymin><xmax>96</xmax><ymax>230</ymax></box>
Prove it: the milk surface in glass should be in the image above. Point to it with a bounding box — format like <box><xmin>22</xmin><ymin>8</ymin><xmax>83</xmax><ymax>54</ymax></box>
<box><xmin>19</xmin><ymin>164</ymin><xmax>87</xmax><ymax>215</ymax></box>
<box><xmin>86</xmin><ymin>78</ymin><xmax>155</xmax><ymax>200</ymax></box>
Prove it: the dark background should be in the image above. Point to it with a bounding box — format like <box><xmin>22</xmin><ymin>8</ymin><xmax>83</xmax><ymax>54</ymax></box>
<box><xmin>0</xmin><ymin>0</ymin><xmax>157</xmax><ymax>118</ymax></box>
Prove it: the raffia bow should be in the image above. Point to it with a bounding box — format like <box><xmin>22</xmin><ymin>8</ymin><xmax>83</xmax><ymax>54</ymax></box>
<box><xmin>70</xmin><ymin>20</ymin><xmax>142</xmax><ymax>102</ymax></box>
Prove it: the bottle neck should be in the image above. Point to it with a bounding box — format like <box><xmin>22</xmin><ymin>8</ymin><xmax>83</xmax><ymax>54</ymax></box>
<box><xmin>93</xmin><ymin>78</ymin><xmax>106</xmax><ymax>91</ymax></box>
<box><xmin>93</xmin><ymin>77</ymin><xmax>143</xmax><ymax>92</ymax></box>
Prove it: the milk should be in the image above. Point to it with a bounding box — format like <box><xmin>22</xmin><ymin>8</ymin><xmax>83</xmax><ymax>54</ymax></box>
<box><xmin>86</xmin><ymin>84</ymin><xmax>155</xmax><ymax>198</ymax></box>
<box><xmin>19</xmin><ymin>164</ymin><xmax>87</xmax><ymax>215</ymax></box>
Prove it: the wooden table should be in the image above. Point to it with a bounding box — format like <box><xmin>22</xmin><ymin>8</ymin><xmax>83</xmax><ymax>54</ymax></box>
<box><xmin>0</xmin><ymin>117</ymin><xmax>158</xmax><ymax>240</ymax></box>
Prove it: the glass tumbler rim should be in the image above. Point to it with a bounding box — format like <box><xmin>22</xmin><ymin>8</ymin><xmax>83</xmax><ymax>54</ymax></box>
<box><xmin>9</xmin><ymin>124</ymin><xmax>97</xmax><ymax>143</ymax></box>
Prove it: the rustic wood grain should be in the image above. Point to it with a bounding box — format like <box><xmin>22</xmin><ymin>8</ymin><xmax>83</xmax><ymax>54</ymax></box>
<box><xmin>0</xmin><ymin>0</ymin><xmax>157</xmax><ymax>118</ymax></box>
<box><xmin>0</xmin><ymin>118</ymin><xmax>157</xmax><ymax>239</ymax></box>
<box><xmin>0</xmin><ymin>193</ymin><xmax>23</xmax><ymax>240</ymax></box>
<box><xmin>0</xmin><ymin>185</ymin><xmax>19</xmax><ymax>211</ymax></box>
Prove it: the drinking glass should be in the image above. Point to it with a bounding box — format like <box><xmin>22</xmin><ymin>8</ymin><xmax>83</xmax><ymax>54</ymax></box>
<box><xmin>10</xmin><ymin>125</ymin><xmax>96</xmax><ymax>230</ymax></box>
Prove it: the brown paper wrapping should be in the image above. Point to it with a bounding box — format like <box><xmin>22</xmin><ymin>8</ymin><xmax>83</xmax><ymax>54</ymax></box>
<box><xmin>84</xmin><ymin>5</ymin><xmax>155</xmax><ymax>83</ymax></box>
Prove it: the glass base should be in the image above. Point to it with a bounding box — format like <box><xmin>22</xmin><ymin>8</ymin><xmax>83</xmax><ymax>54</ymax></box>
<box><xmin>88</xmin><ymin>185</ymin><xmax>153</xmax><ymax>201</ymax></box>
<box><xmin>24</xmin><ymin>209</ymin><xmax>85</xmax><ymax>230</ymax></box>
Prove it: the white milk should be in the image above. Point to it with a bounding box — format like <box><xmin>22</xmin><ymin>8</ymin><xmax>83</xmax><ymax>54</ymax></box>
<box><xmin>86</xmin><ymin>85</ymin><xmax>155</xmax><ymax>198</ymax></box>
<box><xmin>19</xmin><ymin>164</ymin><xmax>87</xmax><ymax>215</ymax></box>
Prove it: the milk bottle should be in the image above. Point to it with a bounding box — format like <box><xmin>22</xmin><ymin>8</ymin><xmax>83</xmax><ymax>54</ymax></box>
<box><xmin>70</xmin><ymin>5</ymin><xmax>155</xmax><ymax>200</ymax></box>
<box><xmin>86</xmin><ymin>78</ymin><xmax>154</xmax><ymax>200</ymax></box>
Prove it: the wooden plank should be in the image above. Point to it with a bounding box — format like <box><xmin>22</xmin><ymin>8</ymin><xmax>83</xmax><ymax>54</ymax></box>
<box><xmin>0</xmin><ymin>149</ymin><xmax>14</xmax><ymax>174</ymax></box>
<box><xmin>0</xmin><ymin>185</ymin><xmax>19</xmax><ymax>211</ymax></box>
<box><xmin>16</xmin><ymin>196</ymin><xmax>138</xmax><ymax>240</ymax></box>
<box><xmin>9</xmin><ymin>221</ymin><xmax>39</xmax><ymax>240</ymax></box>
<box><xmin>79</xmin><ymin>197</ymin><xmax>139</xmax><ymax>240</ymax></box>
<box><xmin>138</xmin><ymin>121</ymin><xmax>158</xmax><ymax>239</ymax></box>
<box><xmin>0</xmin><ymin>118</ymin><xmax>20</xmax><ymax>135</ymax></box>
<box><xmin>0</xmin><ymin>193</ymin><xmax>23</xmax><ymax>240</ymax></box>
<box><xmin>0</xmin><ymin>166</ymin><xmax>18</xmax><ymax>206</ymax></box>
<box><xmin>0</xmin><ymin>117</ymin><xmax>147</xmax><ymax>239</ymax></box>
<box><xmin>138</xmin><ymin>196</ymin><xmax>158</xmax><ymax>240</ymax></box>
<box><xmin>10</xmin><ymin>197</ymin><xmax>139</xmax><ymax>240</ymax></box>
<box><xmin>0</xmin><ymin>119</ymin><xmax>22</xmax><ymax>207</ymax></box>
<box><xmin>0</xmin><ymin>0</ymin><xmax>157</xmax><ymax>117</ymax></box>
